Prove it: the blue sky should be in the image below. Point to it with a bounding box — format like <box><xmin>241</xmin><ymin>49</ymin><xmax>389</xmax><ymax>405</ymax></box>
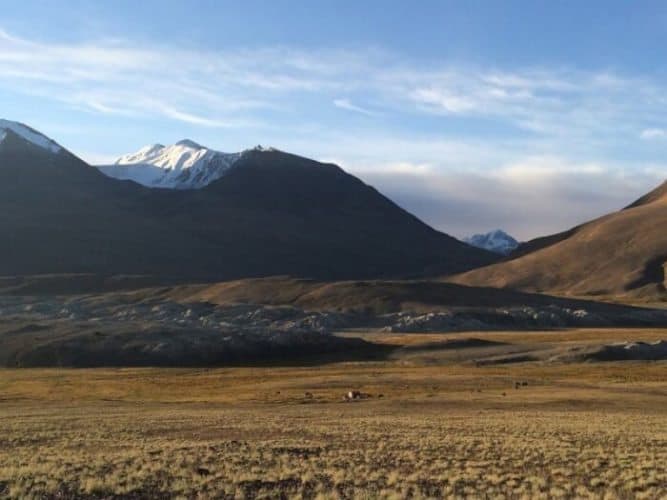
<box><xmin>1</xmin><ymin>1</ymin><xmax>666</xmax><ymax>239</ymax></box>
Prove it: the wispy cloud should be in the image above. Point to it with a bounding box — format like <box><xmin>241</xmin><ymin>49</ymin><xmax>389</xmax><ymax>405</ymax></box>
<box><xmin>0</xmin><ymin>29</ymin><xmax>360</xmax><ymax>127</ymax></box>
<box><xmin>401</xmin><ymin>68</ymin><xmax>664</xmax><ymax>143</ymax></box>
<box><xmin>410</xmin><ymin>88</ymin><xmax>478</xmax><ymax>114</ymax></box>
<box><xmin>2</xmin><ymin>27</ymin><xmax>667</xmax><ymax>144</ymax></box>
<box><xmin>333</xmin><ymin>98</ymin><xmax>378</xmax><ymax>116</ymax></box>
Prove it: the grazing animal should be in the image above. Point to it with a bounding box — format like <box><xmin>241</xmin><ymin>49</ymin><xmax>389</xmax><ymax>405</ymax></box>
<box><xmin>304</xmin><ymin>392</ymin><xmax>314</xmax><ymax>399</ymax></box>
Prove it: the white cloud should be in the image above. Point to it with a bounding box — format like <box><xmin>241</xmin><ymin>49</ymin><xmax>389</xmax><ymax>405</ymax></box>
<box><xmin>333</xmin><ymin>98</ymin><xmax>378</xmax><ymax>116</ymax></box>
<box><xmin>410</xmin><ymin>88</ymin><xmax>477</xmax><ymax>114</ymax></box>
<box><xmin>640</xmin><ymin>128</ymin><xmax>667</xmax><ymax>140</ymax></box>
<box><xmin>154</xmin><ymin>105</ymin><xmax>238</xmax><ymax>128</ymax></box>
<box><xmin>496</xmin><ymin>157</ymin><xmax>605</xmax><ymax>184</ymax></box>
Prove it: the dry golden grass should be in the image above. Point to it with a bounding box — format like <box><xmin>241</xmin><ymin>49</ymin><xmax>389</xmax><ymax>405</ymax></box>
<box><xmin>352</xmin><ymin>327</ymin><xmax>667</xmax><ymax>347</ymax></box>
<box><xmin>0</xmin><ymin>328</ymin><xmax>665</xmax><ymax>499</ymax></box>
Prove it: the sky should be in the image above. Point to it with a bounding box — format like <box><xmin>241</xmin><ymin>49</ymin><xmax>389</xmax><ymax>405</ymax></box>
<box><xmin>1</xmin><ymin>0</ymin><xmax>666</xmax><ymax>240</ymax></box>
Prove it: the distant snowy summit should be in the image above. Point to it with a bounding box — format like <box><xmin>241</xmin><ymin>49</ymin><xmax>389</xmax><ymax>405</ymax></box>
<box><xmin>97</xmin><ymin>140</ymin><xmax>283</xmax><ymax>189</ymax></box>
<box><xmin>0</xmin><ymin>119</ymin><xmax>63</xmax><ymax>154</ymax></box>
<box><xmin>97</xmin><ymin>140</ymin><xmax>254</xmax><ymax>189</ymax></box>
<box><xmin>464</xmin><ymin>229</ymin><xmax>519</xmax><ymax>255</ymax></box>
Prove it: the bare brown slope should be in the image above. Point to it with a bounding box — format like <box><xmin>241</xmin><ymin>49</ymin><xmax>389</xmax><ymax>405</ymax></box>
<box><xmin>625</xmin><ymin>180</ymin><xmax>667</xmax><ymax>209</ymax></box>
<box><xmin>507</xmin><ymin>182</ymin><xmax>667</xmax><ymax>260</ymax></box>
<box><xmin>450</xmin><ymin>180</ymin><xmax>667</xmax><ymax>299</ymax></box>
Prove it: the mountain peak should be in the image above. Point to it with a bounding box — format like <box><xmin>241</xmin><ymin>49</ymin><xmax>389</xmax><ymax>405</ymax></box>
<box><xmin>175</xmin><ymin>139</ymin><xmax>203</xmax><ymax>149</ymax></box>
<box><xmin>464</xmin><ymin>229</ymin><xmax>519</xmax><ymax>255</ymax></box>
<box><xmin>245</xmin><ymin>145</ymin><xmax>279</xmax><ymax>153</ymax></box>
<box><xmin>0</xmin><ymin>119</ymin><xmax>62</xmax><ymax>154</ymax></box>
<box><xmin>101</xmin><ymin>140</ymin><xmax>241</xmax><ymax>189</ymax></box>
<box><xmin>98</xmin><ymin>139</ymin><xmax>289</xmax><ymax>189</ymax></box>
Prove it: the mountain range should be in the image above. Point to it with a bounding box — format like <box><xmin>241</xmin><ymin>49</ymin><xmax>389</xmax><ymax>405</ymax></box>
<box><xmin>2</xmin><ymin>119</ymin><xmax>665</xmax><ymax>301</ymax></box>
<box><xmin>0</xmin><ymin>120</ymin><xmax>496</xmax><ymax>282</ymax></box>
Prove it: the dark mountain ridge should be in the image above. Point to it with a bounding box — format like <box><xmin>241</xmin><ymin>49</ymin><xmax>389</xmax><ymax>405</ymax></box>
<box><xmin>0</xmin><ymin>125</ymin><xmax>497</xmax><ymax>282</ymax></box>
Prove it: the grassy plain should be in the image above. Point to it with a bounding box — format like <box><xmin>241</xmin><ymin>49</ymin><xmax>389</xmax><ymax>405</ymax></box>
<box><xmin>0</xmin><ymin>328</ymin><xmax>665</xmax><ymax>499</ymax></box>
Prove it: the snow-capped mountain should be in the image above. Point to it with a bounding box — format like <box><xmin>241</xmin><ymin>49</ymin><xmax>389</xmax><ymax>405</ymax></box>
<box><xmin>464</xmin><ymin>229</ymin><xmax>519</xmax><ymax>255</ymax></box>
<box><xmin>0</xmin><ymin>119</ymin><xmax>63</xmax><ymax>154</ymax></box>
<box><xmin>97</xmin><ymin>140</ymin><xmax>248</xmax><ymax>189</ymax></box>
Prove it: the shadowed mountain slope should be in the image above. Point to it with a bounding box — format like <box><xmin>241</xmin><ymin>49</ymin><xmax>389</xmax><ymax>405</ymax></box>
<box><xmin>0</xmin><ymin>123</ymin><xmax>497</xmax><ymax>281</ymax></box>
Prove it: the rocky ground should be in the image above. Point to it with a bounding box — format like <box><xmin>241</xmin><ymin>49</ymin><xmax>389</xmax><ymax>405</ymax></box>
<box><xmin>0</xmin><ymin>293</ymin><xmax>666</xmax><ymax>367</ymax></box>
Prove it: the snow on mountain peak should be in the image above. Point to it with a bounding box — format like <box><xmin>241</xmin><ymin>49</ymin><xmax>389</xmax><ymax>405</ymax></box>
<box><xmin>100</xmin><ymin>140</ymin><xmax>243</xmax><ymax>189</ymax></box>
<box><xmin>115</xmin><ymin>144</ymin><xmax>165</xmax><ymax>165</ymax></box>
<box><xmin>175</xmin><ymin>139</ymin><xmax>202</xmax><ymax>148</ymax></box>
<box><xmin>463</xmin><ymin>229</ymin><xmax>519</xmax><ymax>255</ymax></box>
<box><xmin>248</xmin><ymin>144</ymin><xmax>279</xmax><ymax>153</ymax></box>
<box><xmin>0</xmin><ymin>119</ymin><xmax>62</xmax><ymax>154</ymax></box>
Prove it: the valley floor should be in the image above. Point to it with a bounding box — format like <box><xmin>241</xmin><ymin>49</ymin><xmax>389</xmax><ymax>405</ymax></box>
<box><xmin>0</xmin><ymin>328</ymin><xmax>666</xmax><ymax>499</ymax></box>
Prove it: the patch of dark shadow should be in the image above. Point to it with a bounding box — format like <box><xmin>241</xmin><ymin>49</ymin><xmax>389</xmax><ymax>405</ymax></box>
<box><xmin>34</xmin><ymin>483</ymin><xmax>174</xmax><ymax>500</ymax></box>
<box><xmin>583</xmin><ymin>341</ymin><xmax>667</xmax><ymax>362</ymax></box>
<box><xmin>0</xmin><ymin>325</ymin><xmax>397</xmax><ymax>368</ymax></box>
<box><xmin>314</xmin><ymin>473</ymin><xmax>334</xmax><ymax>490</ymax></box>
<box><xmin>238</xmin><ymin>478</ymin><xmax>303</xmax><ymax>497</ymax></box>
<box><xmin>335</xmin><ymin>481</ymin><xmax>356</xmax><ymax>499</ymax></box>
<box><xmin>625</xmin><ymin>254</ymin><xmax>667</xmax><ymax>291</ymax></box>
<box><xmin>475</xmin><ymin>354</ymin><xmax>540</xmax><ymax>366</ymax></box>
<box><xmin>417</xmin><ymin>479</ymin><xmax>447</xmax><ymax>497</ymax></box>
<box><xmin>272</xmin><ymin>446</ymin><xmax>324</xmax><ymax>459</ymax></box>
<box><xmin>400</xmin><ymin>338</ymin><xmax>507</xmax><ymax>353</ymax></box>
<box><xmin>6</xmin><ymin>323</ymin><xmax>50</xmax><ymax>335</ymax></box>
<box><xmin>586</xmin><ymin>289</ymin><xmax>612</xmax><ymax>297</ymax></box>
